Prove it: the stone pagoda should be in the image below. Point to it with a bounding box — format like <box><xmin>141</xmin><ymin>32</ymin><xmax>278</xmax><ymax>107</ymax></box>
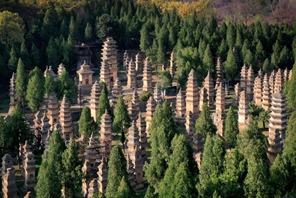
<box><xmin>23</xmin><ymin>150</ymin><xmax>36</xmax><ymax>191</ymax></box>
<box><xmin>58</xmin><ymin>63</ymin><xmax>65</xmax><ymax>77</ymax></box>
<box><xmin>127</xmin><ymin>121</ymin><xmax>144</xmax><ymax>189</ymax></box>
<box><xmin>240</xmin><ymin>64</ymin><xmax>247</xmax><ymax>91</ymax></box>
<box><xmin>8</xmin><ymin>73</ymin><xmax>16</xmax><ymax>115</ymax></box>
<box><xmin>254</xmin><ymin>76</ymin><xmax>262</xmax><ymax>107</ymax></box>
<box><xmin>126</xmin><ymin>154</ymin><xmax>136</xmax><ymax>189</ymax></box>
<box><xmin>127</xmin><ymin>59</ymin><xmax>137</xmax><ymax>89</ymax></box>
<box><xmin>59</xmin><ymin>95</ymin><xmax>73</xmax><ymax>142</ymax></box>
<box><xmin>123</xmin><ymin>50</ymin><xmax>129</xmax><ymax>71</ymax></box>
<box><xmin>135</xmin><ymin>52</ymin><xmax>142</xmax><ymax>73</ymax></box>
<box><xmin>111</xmin><ymin>78</ymin><xmax>122</xmax><ymax>107</ymax></box>
<box><xmin>269</xmin><ymin>70</ymin><xmax>275</xmax><ymax>94</ymax></box>
<box><xmin>192</xmin><ymin>132</ymin><xmax>203</xmax><ymax>169</ymax></box>
<box><xmin>77</xmin><ymin>81</ymin><xmax>82</xmax><ymax>105</ymax></box>
<box><xmin>142</xmin><ymin>57</ymin><xmax>152</xmax><ymax>92</ymax></box>
<box><xmin>137</xmin><ymin>112</ymin><xmax>147</xmax><ymax>159</ymax></box>
<box><xmin>2</xmin><ymin>154</ymin><xmax>13</xmax><ymax>176</ymax></box>
<box><xmin>101</xmin><ymin>37</ymin><xmax>118</xmax><ymax>82</ymax></box>
<box><xmin>89</xmin><ymin>81</ymin><xmax>101</xmax><ymax>122</ymax></box>
<box><xmin>289</xmin><ymin>69</ymin><xmax>292</xmax><ymax>80</ymax></box>
<box><xmin>275</xmin><ymin>68</ymin><xmax>283</xmax><ymax>90</ymax></box>
<box><xmin>145</xmin><ymin>96</ymin><xmax>156</xmax><ymax>136</ymax></box>
<box><xmin>153</xmin><ymin>84</ymin><xmax>162</xmax><ymax>104</ymax></box>
<box><xmin>175</xmin><ymin>89</ymin><xmax>186</xmax><ymax>126</ymax></box>
<box><xmin>2</xmin><ymin>167</ymin><xmax>17</xmax><ymax>198</ymax></box>
<box><xmin>87</xmin><ymin>179</ymin><xmax>98</xmax><ymax>198</ymax></box>
<box><xmin>185</xmin><ymin>111</ymin><xmax>195</xmax><ymax>138</ymax></box>
<box><xmin>98</xmin><ymin>156</ymin><xmax>108</xmax><ymax>194</ymax></box>
<box><xmin>128</xmin><ymin>101</ymin><xmax>137</xmax><ymax>122</ymax></box>
<box><xmin>267</xmin><ymin>88</ymin><xmax>287</xmax><ymax>163</ymax></box>
<box><xmin>238</xmin><ymin>91</ymin><xmax>249</xmax><ymax>131</ymax></box>
<box><xmin>77</xmin><ymin>60</ymin><xmax>94</xmax><ymax>95</ymax></box>
<box><xmin>215</xmin><ymin>57</ymin><xmax>224</xmax><ymax>89</ymax></box>
<box><xmin>47</xmin><ymin>92</ymin><xmax>59</xmax><ymax>130</ymax></box>
<box><xmin>99</xmin><ymin>110</ymin><xmax>112</xmax><ymax>158</ymax></box>
<box><xmin>199</xmin><ymin>87</ymin><xmax>208</xmax><ymax>111</ymax></box>
<box><xmin>169</xmin><ymin>52</ymin><xmax>175</xmax><ymax>79</ymax></box>
<box><xmin>132</xmin><ymin>88</ymin><xmax>140</xmax><ymax>115</ymax></box>
<box><xmin>99</xmin><ymin>59</ymin><xmax>111</xmax><ymax>91</ymax></box>
<box><xmin>283</xmin><ymin>68</ymin><xmax>288</xmax><ymax>83</ymax></box>
<box><xmin>44</xmin><ymin>66</ymin><xmax>57</xmax><ymax>81</ymax></box>
<box><xmin>204</xmin><ymin>71</ymin><xmax>215</xmax><ymax>109</ymax></box>
<box><xmin>262</xmin><ymin>74</ymin><xmax>270</xmax><ymax>111</ymax></box>
<box><xmin>40</xmin><ymin>112</ymin><xmax>51</xmax><ymax>145</ymax></box>
<box><xmin>186</xmin><ymin>69</ymin><xmax>199</xmax><ymax>119</ymax></box>
<box><xmin>246</xmin><ymin>66</ymin><xmax>254</xmax><ymax>102</ymax></box>
<box><xmin>215</xmin><ymin>83</ymin><xmax>225</xmax><ymax>136</ymax></box>
<box><xmin>234</xmin><ymin>83</ymin><xmax>240</xmax><ymax>106</ymax></box>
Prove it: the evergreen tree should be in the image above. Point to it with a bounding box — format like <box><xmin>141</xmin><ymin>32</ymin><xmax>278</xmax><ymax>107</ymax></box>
<box><xmin>20</xmin><ymin>40</ymin><xmax>31</xmax><ymax>70</ymax></box>
<box><xmin>255</xmin><ymin>41</ymin><xmax>266</xmax><ymax>64</ymax></box>
<box><xmin>78</xmin><ymin>106</ymin><xmax>96</xmax><ymax>138</ymax></box>
<box><xmin>195</xmin><ymin>104</ymin><xmax>217</xmax><ymax>140</ymax></box>
<box><xmin>235</xmin><ymin>28</ymin><xmax>243</xmax><ymax>50</ymax></box>
<box><xmin>244</xmin><ymin>49</ymin><xmax>254</xmax><ymax>67</ymax></box>
<box><xmin>0</xmin><ymin>117</ymin><xmax>11</xmax><ymax>157</ymax></box>
<box><xmin>15</xmin><ymin>58</ymin><xmax>27</xmax><ymax>105</ymax></box>
<box><xmin>57</xmin><ymin>68</ymin><xmax>75</xmax><ymax>102</ymax></box>
<box><xmin>62</xmin><ymin>141</ymin><xmax>82</xmax><ymax>198</ymax></box>
<box><xmin>26</xmin><ymin>67</ymin><xmax>45</xmax><ymax>111</ymax></box>
<box><xmin>30</xmin><ymin>42</ymin><xmax>41</xmax><ymax>67</ymax></box>
<box><xmin>218</xmin><ymin>39</ymin><xmax>228</xmax><ymax>61</ymax></box>
<box><xmin>8</xmin><ymin>46</ymin><xmax>18</xmax><ymax>73</ymax></box>
<box><xmin>285</xmin><ymin>62</ymin><xmax>296</xmax><ymax>111</ymax></box>
<box><xmin>224</xmin><ymin>107</ymin><xmax>239</xmax><ymax>148</ymax></box>
<box><xmin>226</xmin><ymin>23</ymin><xmax>235</xmax><ymax>48</ymax></box>
<box><xmin>144</xmin><ymin>186</ymin><xmax>156</xmax><ymax>198</ymax></box>
<box><xmin>106</xmin><ymin>146</ymin><xmax>131</xmax><ymax>198</ymax></box>
<box><xmin>69</xmin><ymin>16</ymin><xmax>79</xmax><ymax>42</ymax></box>
<box><xmin>198</xmin><ymin>135</ymin><xmax>225</xmax><ymax>197</ymax></box>
<box><xmin>44</xmin><ymin>75</ymin><xmax>56</xmax><ymax>95</ymax></box>
<box><xmin>116</xmin><ymin>176</ymin><xmax>133</xmax><ymax>198</ymax></box>
<box><xmin>97</xmin><ymin>83</ymin><xmax>111</xmax><ymax>126</ymax></box>
<box><xmin>140</xmin><ymin>22</ymin><xmax>152</xmax><ymax>53</ymax></box>
<box><xmin>203</xmin><ymin>44</ymin><xmax>213</xmax><ymax>72</ymax></box>
<box><xmin>46</xmin><ymin>37</ymin><xmax>59</xmax><ymax>69</ymax></box>
<box><xmin>84</xmin><ymin>22</ymin><xmax>93</xmax><ymax>41</ymax></box>
<box><xmin>224</xmin><ymin>48</ymin><xmax>238</xmax><ymax>80</ymax></box>
<box><xmin>36</xmin><ymin>131</ymin><xmax>66</xmax><ymax>198</ymax></box>
<box><xmin>262</xmin><ymin>58</ymin><xmax>271</xmax><ymax>73</ymax></box>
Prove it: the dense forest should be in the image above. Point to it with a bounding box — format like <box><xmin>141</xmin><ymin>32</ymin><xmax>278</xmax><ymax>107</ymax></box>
<box><xmin>1</xmin><ymin>0</ymin><xmax>296</xmax><ymax>197</ymax></box>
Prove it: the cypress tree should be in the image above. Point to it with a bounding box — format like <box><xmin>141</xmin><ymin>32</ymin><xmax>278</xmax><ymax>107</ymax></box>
<box><xmin>46</xmin><ymin>37</ymin><xmax>59</xmax><ymax>69</ymax></box>
<box><xmin>105</xmin><ymin>146</ymin><xmax>131</xmax><ymax>198</ymax></box>
<box><xmin>226</xmin><ymin>23</ymin><xmax>235</xmax><ymax>48</ymax></box>
<box><xmin>286</xmin><ymin>62</ymin><xmax>296</xmax><ymax>111</ymax></box>
<box><xmin>85</xmin><ymin>22</ymin><xmax>93</xmax><ymax>41</ymax></box>
<box><xmin>69</xmin><ymin>16</ymin><xmax>79</xmax><ymax>42</ymax></box>
<box><xmin>262</xmin><ymin>58</ymin><xmax>271</xmax><ymax>73</ymax></box>
<box><xmin>44</xmin><ymin>75</ymin><xmax>56</xmax><ymax>95</ymax></box>
<box><xmin>78</xmin><ymin>106</ymin><xmax>96</xmax><ymax>138</ymax></box>
<box><xmin>8</xmin><ymin>46</ymin><xmax>18</xmax><ymax>73</ymax></box>
<box><xmin>0</xmin><ymin>117</ymin><xmax>10</xmax><ymax>157</ymax></box>
<box><xmin>244</xmin><ymin>49</ymin><xmax>254</xmax><ymax>67</ymax></box>
<box><xmin>97</xmin><ymin>83</ymin><xmax>111</xmax><ymax>126</ymax></box>
<box><xmin>224</xmin><ymin>48</ymin><xmax>238</xmax><ymax>80</ymax></box>
<box><xmin>20</xmin><ymin>40</ymin><xmax>31</xmax><ymax>70</ymax></box>
<box><xmin>218</xmin><ymin>39</ymin><xmax>228</xmax><ymax>61</ymax></box>
<box><xmin>203</xmin><ymin>44</ymin><xmax>213</xmax><ymax>72</ymax></box>
<box><xmin>57</xmin><ymin>68</ymin><xmax>75</xmax><ymax>101</ymax></box>
<box><xmin>195</xmin><ymin>104</ymin><xmax>217</xmax><ymax>140</ymax></box>
<box><xmin>30</xmin><ymin>42</ymin><xmax>41</xmax><ymax>67</ymax></box>
<box><xmin>26</xmin><ymin>67</ymin><xmax>45</xmax><ymax>111</ymax></box>
<box><xmin>235</xmin><ymin>28</ymin><xmax>243</xmax><ymax>50</ymax></box>
<box><xmin>224</xmin><ymin>107</ymin><xmax>239</xmax><ymax>148</ymax></box>
<box><xmin>117</xmin><ymin>176</ymin><xmax>133</xmax><ymax>198</ymax></box>
<box><xmin>15</xmin><ymin>58</ymin><xmax>27</xmax><ymax>105</ymax></box>
<box><xmin>62</xmin><ymin>140</ymin><xmax>82</xmax><ymax>198</ymax></box>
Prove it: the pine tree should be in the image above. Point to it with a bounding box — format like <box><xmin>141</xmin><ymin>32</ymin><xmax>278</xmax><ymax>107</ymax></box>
<box><xmin>106</xmin><ymin>146</ymin><xmax>131</xmax><ymax>198</ymax></box>
<box><xmin>224</xmin><ymin>107</ymin><xmax>239</xmax><ymax>148</ymax></box>
<box><xmin>30</xmin><ymin>42</ymin><xmax>41</xmax><ymax>67</ymax></box>
<box><xmin>195</xmin><ymin>104</ymin><xmax>217</xmax><ymax>140</ymax></box>
<box><xmin>0</xmin><ymin>117</ymin><xmax>11</xmax><ymax>157</ymax></box>
<box><xmin>8</xmin><ymin>46</ymin><xmax>18</xmax><ymax>73</ymax></box>
<box><xmin>85</xmin><ymin>22</ymin><xmax>93</xmax><ymax>41</ymax></box>
<box><xmin>57</xmin><ymin>68</ymin><xmax>75</xmax><ymax>102</ymax></box>
<box><xmin>262</xmin><ymin>58</ymin><xmax>271</xmax><ymax>73</ymax></box>
<box><xmin>140</xmin><ymin>22</ymin><xmax>152</xmax><ymax>53</ymax></box>
<box><xmin>116</xmin><ymin>176</ymin><xmax>133</xmax><ymax>198</ymax></box>
<box><xmin>78</xmin><ymin>106</ymin><xmax>96</xmax><ymax>138</ymax></box>
<box><xmin>36</xmin><ymin>131</ymin><xmax>66</xmax><ymax>198</ymax></box>
<box><xmin>46</xmin><ymin>36</ymin><xmax>59</xmax><ymax>69</ymax></box>
<box><xmin>97</xmin><ymin>83</ymin><xmax>111</xmax><ymax>126</ymax></box>
<box><xmin>255</xmin><ymin>41</ymin><xmax>266</xmax><ymax>64</ymax></box>
<box><xmin>44</xmin><ymin>75</ymin><xmax>56</xmax><ymax>95</ymax></box>
<box><xmin>26</xmin><ymin>67</ymin><xmax>45</xmax><ymax>111</ymax></box>
<box><xmin>203</xmin><ymin>44</ymin><xmax>213</xmax><ymax>72</ymax></box>
<box><xmin>62</xmin><ymin>140</ymin><xmax>82</xmax><ymax>198</ymax></box>
<box><xmin>15</xmin><ymin>58</ymin><xmax>27</xmax><ymax>105</ymax></box>
<box><xmin>226</xmin><ymin>23</ymin><xmax>235</xmax><ymax>48</ymax></box>
<box><xmin>144</xmin><ymin>186</ymin><xmax>156</xmax><ymax>198</ymax></box>
<box><xmin>285</xmin><ymin>62</ymin><xmax>296</xmax><ymax>111</ymax></box>
<box><xmin>224</xmin><ymin>48</ymin><xmax>238</xmax><ymax>80</ymax></box>
<box><xmin>244</xmin><ymin>49</ymin><xmax>254</xmax><ymax>67</ymax></box>
<box><xmin>69</xmin><ymin>16</ymin><xmax>79</xmax><ymax>42</ymax></box>
<box><xmin>218</xmin><ymin>39</ymin><xmax>228</xmax><ymax>61</ymax></box>
<box><xmin>20</xmin><ymin>40</ymin><xmax>31</xmax><ymax>70</ymax></box>
<box><xmin>198</xmin><ymin>135</ymin><xmax>225</xmax><ymax>197</ymax></box>
<box><xmin>235</xmin><ymin>28</ymin><xmax>243</xmax><ymax>50</ymax></box>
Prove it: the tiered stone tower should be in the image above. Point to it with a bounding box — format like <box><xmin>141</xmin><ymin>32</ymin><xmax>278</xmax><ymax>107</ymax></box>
<box><xmin>58</xmin><ymin>63</ymin><xmax>65</xmax><ymax>77</ymax></box>
<box><xmin>175</xmin><ymin>89</ymin><xmax>186</xmax><ymax>126</ymax></box>
<box><xmin>185</xmin><ymin>111</ymin><xmax>195</xmax><ymax>138</ymax></box>
<box><xmin>59</xmin><ymin>95</ymin><xmax>73</xmax><ymax>142</ymax></box>
<box><xmin>2</xmin><ymin>154</ymin><xmax>13</xmax><ymax>176</ymax></box>
<box><xmin>145</xmin><ymin>96</ymin><xmax>156</xmax><ymax>136</ymax></box>
<box><xmin>275</xmin><ymin>68</ymin><xmax>283</xmax><ymax>90</ymax></box>
<box><xmin>126</xmin><ymin>154</ymin><xmax>136</xmax><ymax>189</ymax></box>
<box><xmin>238</xmin><ymin>91</ymin><xmax>249</xmax><ymax>131</ymax></box>
<box><xmin>289</xmin><ymin>69</ymin><xmax>292</xmax><ymax>80</ymax></box>
<box><xmin>137</xmin><ymin>112</ymin><xmax>147</xmax><ymax>159</ymax></box>
<box><xmin>269</xmin><ymin>71</ymin><xmax>275</xmax><ymax>94</ymax></box>
<box><xmin>89</xmin><ymin>81</ymin><xmax>101</xmax><ymax>122</ymax></box>
<box><xmin>99</xmin><ymin>110</ymin><xmax>112</xmax><ymax>158</ymax></box>
<box><xmin>135</xmin><ymin>52</ymin><xmax>142</xmax><ymax>73</ymax></box>
<box><xmin>246</xmin><ymin>66</ymin><xmax>254</xmax><ymax>102</ymax></box>
<box><xmin>283</xmin><ymin>68</ymin><xmax>288</xmax><ymax>83</ymax></box>
<box><xmin>100</xmin><ymin>59</ymin><xmax>111</xmax><ymax>91</ymax></box>
<box><xmin>44</xmin><ymin>130</ymin><xmax>51</xmax><ymax>152</ymax></box>
<box><xmin>142</xmin><ymin>58</ymin><xmax>152</xmax><ymax>92</ymax></box>
<box><xmin>77</xmin><ymin>81</ymin><xmax>82</xmax><ymax>105</ymax></box>
<box><xmin>153</xmin><ymin>84</ymin><xmax>162</xmax><ymax>104</ymax></box>
<box><xmin>199</xmin><ymin>87</ymin><xmax>208</xmax><ymax>110</ymax></box>
<box><xmin>127</xmin><ymin>59</ymin><xmax>137</xmax><ymax>89</ymax></box>
<box><xmin>215</xmin><ymin>83</ymin><xmax>225</xmax><ymax>136</ymax></box>
<box><xmin>262</xmin><ymin>74</ymin><xmax>270</xmax><ymax>111</ymax></box>
<box><xmin>169</xmin><ymin>52</ymin><xmax>175</xmax><ymax>79</ymax></box>
<box><xmin>101</xmin><ymin>37</ymin><xmax>118</xmax><ymax>83</ymax></box>
<box><xmin>44</xmin><ymin>66</ymin><xmax>57</xmax><ymax>81</ymax></box>
<box><xmin>98</xmin><ymin>157</ymin><xmax>108</xmax><ymax>194</ymax></box>
<box><xmin>186</xmin><ymin>69</ymin><xmax>199</xmax><ymax>119</ymax></box>
<box><xmin>128</xmin><ymin>101</ymin><xmax>137</xmax><ymax>122</ymax></box>
<box><xmin>8</xmin><ymin>73</ymin><xmax>15</xmax><ymax>114</ymax></box>
<box><xmin>267</xmin><ymin>88</ymin><xmax>287</xmax><ymax>163</ymax></box>
<box><xmin>87</xmin><ymin>179</ymin><xmax>98</xmax><ymax>198</ymax></box>
<box><xmin>47</xmin><ymin>92</ymin><xmax>59</xmax><ymax>130</ymax></box>
<box><xmin>234</xmin><ymin>83</ymin><xmax>240</xmax><ymax>106</ymax></box>
<box><xmin>123</xmin><ymin>50</ymin><xmax>129</xmax><ymax>71</ymax></box>
<box><xmin>132</xmin><ymin>89</ymin><xmax>140</xmax><ymax>115</ymax></box>
<box><xmin>127</xmin><ymin>121</ymin><xmax>144</xmax><ymax>189</ymax></box>
<box><xmin>23</xmin><ymin>149</ymin><xmax>36</xmax><ymax>191</ymax></box>
<box><xmin>2</xmin><ymin>167</ymin><xmax>17</xmax><ymax>198</ymax></box>
<box><xmin>215</xmin><ymin>57</ymin><xmax>224</xmax><ymax>89</ymax></box>
<box><xmin>204</xmin><ymin>71</ymin><xmax>215</xmax><ymax>109</ymax></box>
<box><xmin>240</xmin><ymin>65</ymin><xmax>247</xmax><ymax>91</ymax></box>
<box><xmin>254</xmin><ymin>76</ymin><xmax>262</xmax><ymax>106</ymax></box>
<box><xmin>77</xmin><ymin>61</ymin><xmax>94</xmax><ymax>95</ymax></box>
<box><xmin>111</xmin><ymin>78</ymin><xmax>122</xmax><ymax>107</ymax></box>
<box><xmin>40</xmin><ymin>112</ymin><xmax>51</xmax><ymax>145</ymax></box>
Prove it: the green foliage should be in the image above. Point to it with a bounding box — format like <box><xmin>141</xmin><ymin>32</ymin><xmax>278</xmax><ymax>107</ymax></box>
<box><xmin>97</xmin><ymin>83</ymin><xmax>112</xmax><ymax>126</ymax></box>
<box><xmin>157</xmin><ymin>70</ymin><xmax>172</xmax><ymax>90</ymax></box>
<box><xmin>78</xmin><ymin>106</ymin><xmax>96</xmax><ymax>138</ymax></box>
<box><xmin>30</xmin><ymin>42</ymin><xmax>41</xmax><ymax>67</ymax></box>
<box><xmin>44</xmin><ymin>75</ymin><xmax>56</xmax><ymax>95</ymax></box>
<box><xmin>62</xmin><ymin>141</ymin><xmax>82</xmax><ymax>198</ymax></box>
<box><xmin>15</xmin><ymin>58</ymin><xmax>27</xmax><ymax>104</ymax></box>
<box><xmin>46</xmin><ymin>37</ymin><xmax>60</xmax><ymax>69</ymax></box>
<box><xmin>248</xmin><ymin>101</ymin><xmax>264</xmax><ymax>118</ymax></box>
<box><xmin>224</xmin><ymin>48</ymin><xmax>238</xmax><ymax>80</ymax></box>
<box><xmin>26</xmin><ymin>67</ymin><xmax>45</xmax><ymax>111</ymax></box>
<box><xmin>112</xmin><ymin>95</ymin><xmax>131</xmax><ymax>133</ymax></box>
<box><xmin>20</xmin><ymin>40</ymin><xmax>31</xmax><ymax>70</ymax></box>
<box><xmin>0</xmin><ymin>117</ymin><xmax>12</xmax><ymax>157</ymax></box>
<box><xmin>57</xmin><ymin>68</ymin><xmax>75</xmax><ymax>102</ymax></box>
<box><xmin>195</xmin><ymin>104</ymin><xmax>217</xmax><ymax>140</ymax></box>
<box><xmin>85</xmin><ymin>22</ymin><xmax>93</xmax><ymax>41</ymax></box>
<box><xmin>96</xmin><ymin>14</ymin><xmax>113</xmax><ymax>41</ymax></box>
<box><xmin>202</xmin><ymin>44</ymin><xmax>214</xmax><ymax>72</ymax></box>
<box><xmin>106</xmin><ymin>146</ymin><xmax>131</xmax><ymax>198</ymax></box>
<box><xmin>139</xmin><ymin>91</ymin><xmax>153</xmax><ymax>101</ymax></box>
<box><xmin>116</xmin><ymin>176</ymin><xmax>134</xmax><ymax>198</ymax></box>
<box><xmin>8</xmin><ymin>46</ymin><xmax>18</xmax><ymax>73</ymax></box>
<box><xmin>224</xmin><ymin>107</ymin><xmax>239</xmax><ymax>148</ymax></box>
<box><xmin>286</xmin><ymin>62</ymin><xmax>296</xmax><ymax>111</ymax></box>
